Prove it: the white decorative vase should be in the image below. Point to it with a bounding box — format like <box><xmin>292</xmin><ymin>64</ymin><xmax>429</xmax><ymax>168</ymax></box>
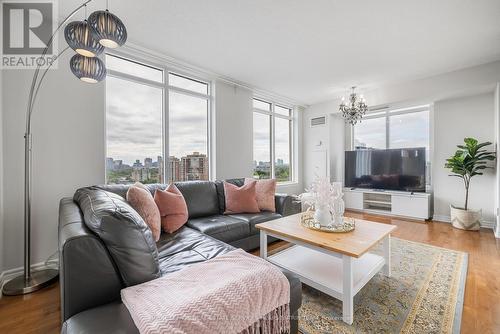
<box><xmin>314</xmin><ymin>205</ymin><xmax>331</xmax><ymax>227</ymax></box>
<box><xmin>450</xmin><ymin>205</ymin><xmax>481</xmax><ymax>231</ymax></box>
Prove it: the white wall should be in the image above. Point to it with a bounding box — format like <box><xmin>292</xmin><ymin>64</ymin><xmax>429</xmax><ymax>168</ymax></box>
<box><xmin>2</xmin><ymin>46</ymin><xmax>106</xmax><ymax>271</ymax></box>
<box><xmin>302</xmin><ymin>101</ymin><xmax>332</xmax><ymax>188</ymax></box>
<box><xmin>329</xmin><ymin>113</ymin><xmax>346</xmax><ymax>183</ymax></box>
<box><xmin>433</xmin><ymin>93</ymin><xmax>496</xmax><ymax>224</ymax></box>
<box><xmin>302</xmin><ymin>99</ymin><xmax>346</xmax><ymax>189</ymax></box>
<box><xmin>215</xmin><ymin>81</ymin><xmax>253</xmax><ymax>180</ymax></box>
<box><xmin>358</xmin><ymin>60</ymin><xmax>500</xmax><ymax>108</ymax></box>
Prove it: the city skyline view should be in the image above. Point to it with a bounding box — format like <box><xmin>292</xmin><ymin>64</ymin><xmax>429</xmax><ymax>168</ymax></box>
<box><xmin>106</xmin><ymin>67</ymin><xmax>209</xmax><ymax>167</ymax></box>
<box><xmin>106</xmin><ymin>151</ymin><xmax>209</xmax><ymax>184</ymax></box>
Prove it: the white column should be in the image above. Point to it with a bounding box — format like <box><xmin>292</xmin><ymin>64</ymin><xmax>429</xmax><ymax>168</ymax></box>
<box><xmin>383</xmin><ymin>235</ymin><xmax>391</xmax><ymax>276</ymax></box>
<box><xmin>260</xmin><ymin>231</ymin><xmax>267</xmax><ymax>259</ymax></box>
<box><xmin>342</xmin><ymin>255</ymin><xmax>354</xmax><ymax>325</ymax></box>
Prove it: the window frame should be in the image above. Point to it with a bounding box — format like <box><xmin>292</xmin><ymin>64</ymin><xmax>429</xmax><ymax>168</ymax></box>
<box><xmin>105</xmin><ymin>52</ymin><xmax>213</xmax><ymax>184</ymax></box>
<box><xmin>252</xmin><ymin>97</ymin><xmax>295</xmax><ymax>183</ymax></box>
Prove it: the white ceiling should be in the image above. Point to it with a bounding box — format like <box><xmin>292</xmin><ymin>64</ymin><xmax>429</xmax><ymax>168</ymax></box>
<box><xmin>63</xmin><ymin>0</ymin><xmax>500</xmax><ymax>105</ymax></box>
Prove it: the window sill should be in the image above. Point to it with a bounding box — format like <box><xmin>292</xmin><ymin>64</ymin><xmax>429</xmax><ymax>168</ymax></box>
<box><xmin>276</xmin><ymin>181</ymin><xmax>300</xmax><ymax>187</ymax></box>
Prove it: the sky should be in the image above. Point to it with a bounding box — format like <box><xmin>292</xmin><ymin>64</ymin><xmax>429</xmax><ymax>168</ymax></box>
<box><xmin>106</xmin><ymin>55</ymin><xmax>290</xmax><ymax>167</ymax></box>
<box><xmin>253</xmin><ymin>113</ymin><xmax>291</xmax><ymax>164</ymax></box>
<box><xmin>354</xmin><ymin>111</ymin><xmax>429</xmax><ymax>152</ymax></box>
<box><xmin>106</xmin><ymin>77</ymin><xmax>208</xmax><ymax>165</ymax></box>
<box><xmin>107</xmin><ymin>77</ymin><xmax>290</xmax><ymax>167</ymax></box>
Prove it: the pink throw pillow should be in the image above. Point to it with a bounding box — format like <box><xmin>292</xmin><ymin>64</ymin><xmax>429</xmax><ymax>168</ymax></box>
<box><xmin>154</xmin><ymin>184</ymin><xmax>188</xmax><ymax>233</ymax></box>
<box><xmin>126</xmin><ymin>183</ymin><xmax>161</xmax><ymax>242</ymax></box>
<box><xmin>245</xmin><ymin>178</ymin><xmax>276</xmax><ymax>212</ymax></box>
<box><xmin>223</xmin><ymin>181</ymin><xmax>260</xmax><ymax>214</ymax></box>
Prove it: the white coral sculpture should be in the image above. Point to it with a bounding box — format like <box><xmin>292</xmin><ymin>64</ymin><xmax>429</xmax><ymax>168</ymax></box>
<box><xmin>299</xmin><ymin>176</ymin><xmax>337</xmax><ymax>213</ymax></box>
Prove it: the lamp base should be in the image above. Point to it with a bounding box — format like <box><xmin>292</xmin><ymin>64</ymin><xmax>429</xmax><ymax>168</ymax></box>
<box><xmin>2</xmin><ymin>269</ymin><xmax>58</xmax><ymax>296</ymax></box>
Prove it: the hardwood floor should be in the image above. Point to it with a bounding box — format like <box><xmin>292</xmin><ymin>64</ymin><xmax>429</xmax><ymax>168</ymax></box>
<box><xmin>0</xmin><ymin>211</ymin><xmax>499</xmax><ymax>333</ymax></box>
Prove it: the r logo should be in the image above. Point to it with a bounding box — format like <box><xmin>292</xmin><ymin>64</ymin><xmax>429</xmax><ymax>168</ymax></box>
<box><xmin>2</xmin><ymin>1</ymin><xmax>53</xmax><ymax>55</ymax></box>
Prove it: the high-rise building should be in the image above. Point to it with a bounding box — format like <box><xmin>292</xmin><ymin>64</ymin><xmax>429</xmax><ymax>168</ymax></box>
<box><xmin>132</xmin><ymin>167</ymin><xmax>151</xmax><ymax>182</ymax></box>
<box><xmin>277</xmin><ymin>158</ymin><xmax>284</xmax><ymax>166</ymax></box>
<box><xmin>106</xmin><ymin>157</ymin><xmax>114</xmax><ymax>171</ymax></box>
<box><xmin>168</xmin><ymin>156</ymin><xmax>180</xmax><ymax>182</ymax></box>
<box><xmin>113</xmin><ymin>160</ymin><xmax>123</xmax><ymax>170</ymax></box>
<box><xmin>133</xmin><ymin>160</ymin><xmax>142</xmax><ymax>168</ymax></box>
<box><xmin>180</xmin><ymin>152</ymin><xmax>208</xmax><ymax>181</ymax></box>
<box><xmin>158</xmin><ymin>156</ymin><xmax>164</xmax><ymax>183</ymax></box>
<box><xmin>144</xmin><ymin>157</ymin><xmax>153</xmax><ymax>168</ymax></box>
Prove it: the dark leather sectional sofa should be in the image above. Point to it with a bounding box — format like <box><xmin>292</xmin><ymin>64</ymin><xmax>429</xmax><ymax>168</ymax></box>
<box><xmin>58</xmin><ymin>179</ymin><xmax>302</xmax><ymax>333</ymax></box>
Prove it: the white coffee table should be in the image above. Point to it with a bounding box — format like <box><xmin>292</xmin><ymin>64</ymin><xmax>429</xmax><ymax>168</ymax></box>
<box><xmin>256</xmin><ymin>214</ymin><xmax>396</xmax><ymax>325</ymax></box>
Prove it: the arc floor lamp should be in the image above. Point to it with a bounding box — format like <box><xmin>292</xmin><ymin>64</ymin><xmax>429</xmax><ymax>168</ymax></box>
<box><xmin>2</xmin><ymin>0</ymin><xmax>127</xmax><ymax>295</ymax></box>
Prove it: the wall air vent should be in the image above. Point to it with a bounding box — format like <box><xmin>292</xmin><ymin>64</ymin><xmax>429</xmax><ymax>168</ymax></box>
<box><xmin>310</xmin><ymin>115</ymin><xmax>327</xmax><ymax>127</ymax></box>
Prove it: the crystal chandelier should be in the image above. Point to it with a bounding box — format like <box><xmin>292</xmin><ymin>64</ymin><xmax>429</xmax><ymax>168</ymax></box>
<box><xmin>339</xmin><ymin>86</ymin><xmax>368</xmax><ymax>125</ymax></box>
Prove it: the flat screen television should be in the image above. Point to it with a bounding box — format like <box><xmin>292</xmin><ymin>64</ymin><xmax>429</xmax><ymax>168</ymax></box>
<box><xmin>345</xmin><ymin>148</ymin><xmax>426</xmax><ymax>192</ymax></box>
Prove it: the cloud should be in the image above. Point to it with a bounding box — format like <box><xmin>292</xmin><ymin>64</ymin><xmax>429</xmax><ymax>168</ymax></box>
<box><xmin>105</xmin><ymin>75</ymin><xmax>292</xmax><ymax>166</ymax></box>
<box><xmin>106</xmin><ymin>77</ymin><xmax>209</xmax><ymax>164</ymax></box>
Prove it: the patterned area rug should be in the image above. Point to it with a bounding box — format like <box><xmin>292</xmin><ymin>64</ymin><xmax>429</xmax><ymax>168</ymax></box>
<box><xmin>298</xmin><ymin>238</ymin><xmax>467</xmax><ymax>334</ymax></box>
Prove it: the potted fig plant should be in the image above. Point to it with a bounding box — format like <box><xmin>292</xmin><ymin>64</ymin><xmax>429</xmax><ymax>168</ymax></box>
<box><xmin>444</xmin><ymin>137</ymin><xmax>496</xmax><ymax>230</ymax></box>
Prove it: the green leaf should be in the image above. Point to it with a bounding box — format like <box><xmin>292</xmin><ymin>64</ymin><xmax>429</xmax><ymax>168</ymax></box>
<box><xmin>445</xmin><ymin>137</ymin><xmax>496</xmax><ymax>183</ymax></box>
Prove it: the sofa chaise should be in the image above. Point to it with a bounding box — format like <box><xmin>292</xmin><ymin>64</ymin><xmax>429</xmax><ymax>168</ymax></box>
<box><xmin>58</xmin><ymin>179</ymin><xmax>302</xmax><ymax>333</ymax></box>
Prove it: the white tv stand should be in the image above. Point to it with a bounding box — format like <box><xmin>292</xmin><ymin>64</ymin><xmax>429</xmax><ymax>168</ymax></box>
<box><xmin>344</xmin><ymin>188</ymin><xmax>431</xmax><ymax>221</ymax></box>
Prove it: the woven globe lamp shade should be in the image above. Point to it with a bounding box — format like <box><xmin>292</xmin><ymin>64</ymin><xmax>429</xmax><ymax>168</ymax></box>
<box><xmin>64</xmin><ymin>21</ymin><xmax>104</xmax><ymax>57</ymax></box>
<box><xmin>88</xmin><ymin>10</ymin><xmax>127</xmax><ymax>48</ymax></box>
<box><xmin>70</xmin><ymin>54</ymin><xmax>106</xmax><ymax>83</ymax></box>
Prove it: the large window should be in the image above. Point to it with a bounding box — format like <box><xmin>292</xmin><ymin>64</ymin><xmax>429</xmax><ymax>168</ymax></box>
<box><xmin>353</xmin><ymin>106</ymin><xmax>430</xmax><ymax>151</ymax></box>
<box><xmin>105</xmin><ymin>54</ymin><xmax>211</xmax><ymax>184</ymax></box>
<box><xmin>253</xmin><ymin>98</ymin><xmax>293</xmax><ymax>182</ymax></box>
<box><xmin>168</xmin><ymin>74</ymin><xmax>210</xmax><ymax>182</ymax></box>
<box><xmin>353</xmin><ymin>105</ymin><xmax>431</xmax><ymax>183</ymax></box>
<box><xmin>389</xmin><ymin>111</ymin><xmax>429</xmax><ymax>149</ymax></box>
<box><xmin>353</xmin><ymin>116</ymin><xmax>387</xmax><ymax>149</ymax></box>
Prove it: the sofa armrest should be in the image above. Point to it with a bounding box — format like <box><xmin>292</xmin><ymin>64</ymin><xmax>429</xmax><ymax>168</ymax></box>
<box><xmin>275</xmin><ymin>194</ymin><xmax>301</xmax><ymax>216</ymax></box>
<box><xmin>59</xmin><ymin>198</ymin><xmax>123</xmax><ymax>322</ymax></box>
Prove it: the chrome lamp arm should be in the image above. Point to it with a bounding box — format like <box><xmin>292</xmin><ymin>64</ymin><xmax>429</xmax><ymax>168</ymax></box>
<box><xmin>3</xmin><ymin>0</ymin><xmax>94</xmax><ymax>296</ymax></box>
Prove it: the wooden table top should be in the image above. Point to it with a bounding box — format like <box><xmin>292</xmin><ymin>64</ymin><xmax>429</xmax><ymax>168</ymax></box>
<box><xmin>256</xmin><ymin>213</ymin><xmax>397</xmax><ymax>258</ymax></box>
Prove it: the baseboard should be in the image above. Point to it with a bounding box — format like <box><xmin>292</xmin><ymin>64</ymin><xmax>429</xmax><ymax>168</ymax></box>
<box><xmin>0</xmin><ymin>262</ymin><xmax>48</xmax><ymax>289</ymax></box>
<box><xmin>433</xmin><ymin>215</ymin><xmax>495</xmax><ymax>229</ymax></box>
<box><xmin>346</xmin><ymin>208</ymin><xmax>428</xmax><ymax>222</ymax></box>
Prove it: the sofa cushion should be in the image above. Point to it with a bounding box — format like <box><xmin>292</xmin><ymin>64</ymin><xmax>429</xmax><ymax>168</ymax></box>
<box><xmin>154</xmin><ymin>184</ymin><xmax>189</xmax><ymax>233</ymax></box>
<box><xmin>126</xmin><ymin>184</ymin><xmax>161</xmax><ymax>241</ymax></box>
<box><xmin>175</xmin><ymin>181</ymin><xmax>220</xmax><ymax>218</ymax></box>
<box><xmin>245</xmin><ymin>178</ymin><xmax>277</xmax><ymax>212</ymax></box>
<box><xmin>215</xmin><ymin>178</ymin><xmax>244</xmax><ymax>213</ymax></box>
<box><xmin>156</xmin><ymin>226</ymin><xmax>235</xmax><ymax>275</ymax></box>
<box><xmin>223</xmin><ymin>181</ymin><xmax>260</xmax><ymax>214</ymax></box>
<box><xmin>73</xmin><ymin>187</ymin><xmax>161</xmax><ymax>287</ymax></box>
<box><xmin>228</xmin><ymin>212</ymin><xmax>282</xmax><ymax>235</ymax></box>
<box><xmin>186</xmin><ymin>215</ymin><xmax>250</xmax><ymax>243</ymax></box>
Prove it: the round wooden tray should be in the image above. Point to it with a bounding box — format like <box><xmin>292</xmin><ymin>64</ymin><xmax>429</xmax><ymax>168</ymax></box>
<box><xmin>300</xmin><ymin>211</ymin><xmax>355</xmax><ymax>233</ymax></box>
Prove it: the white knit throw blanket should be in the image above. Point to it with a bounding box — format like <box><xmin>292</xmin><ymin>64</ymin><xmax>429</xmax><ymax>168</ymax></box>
<box><xmin>121</xmin><ymin>249</ymin><xmax>290</xmax><ymax>334</ymax></box>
